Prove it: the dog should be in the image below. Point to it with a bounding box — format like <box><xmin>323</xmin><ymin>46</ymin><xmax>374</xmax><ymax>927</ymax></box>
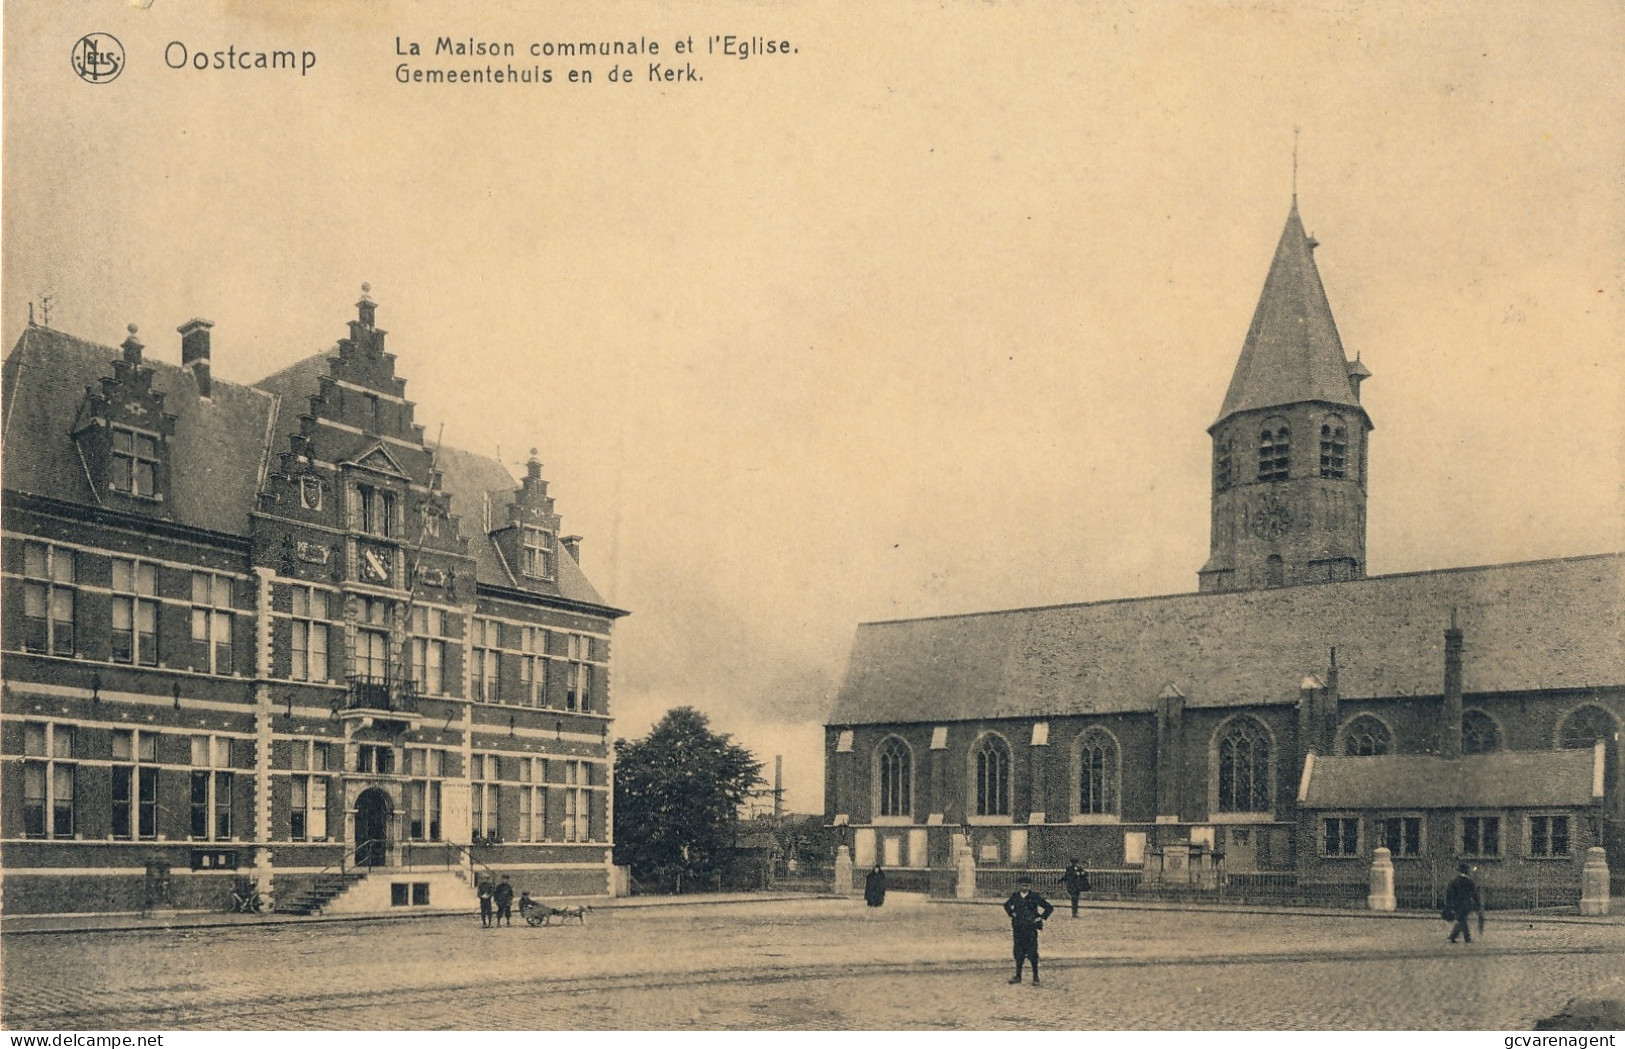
<box><xmin>549</xmin><ymin>904</ymin><xmax>591</xmax><ymax>925</ymax></box>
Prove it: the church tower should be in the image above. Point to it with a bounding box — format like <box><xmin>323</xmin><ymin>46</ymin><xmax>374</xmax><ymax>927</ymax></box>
<box><xmin>1199</xmin><ymin>201</ymin><xmax>1373</xmax><ymax>593</ymax></box>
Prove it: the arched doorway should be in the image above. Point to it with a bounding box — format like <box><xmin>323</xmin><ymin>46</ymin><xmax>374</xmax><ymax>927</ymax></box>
<box><xmin>355</xmin><ymin>788</ymin><xmax>392</xmax><ymax>868</ymax></box>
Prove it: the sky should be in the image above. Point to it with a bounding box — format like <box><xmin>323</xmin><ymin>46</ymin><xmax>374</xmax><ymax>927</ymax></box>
<box><xmin>3</xmin><ymin>1</ymin><xmax>1621</xmax><ymax>813</ymax></box>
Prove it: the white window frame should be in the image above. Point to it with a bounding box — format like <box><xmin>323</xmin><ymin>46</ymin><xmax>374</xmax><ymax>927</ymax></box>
<box><xmin>1320</xmin><ymin>813</ymin><xmax>1362</xmax><ymax>858</ymax></box>
<box><xmin>110</xmin><ymin>424</ymin><xmax>160</xmax><ymax>497</ymax></box>
<box><xmin>1458</xmin><ymin>813</ymin><xmax>1502</xmax><ymax>859</ymax></box>
<box><xmin>289</xmin><ymin>584</ymin><xmax>333</xmax><ymax>683</ymax></box>
<box><xmin>23</xmin><ymin>721</ymin><xmax>77</xmax><ymax>839</ymax></box>
<box><xmin>1375</xmin><ymin>813</ymin><xmax>1424</xmax><ymax>858</ymax></box>
<box><xmin>110</xmin><ymin>558</ymin><xmax>159</xmax><ymax>667</ymax></box>
<box><xmin>21</xmin><ymin>542</ymin><xmax>77</xmax><ymax>657</ymax></box>
<box><xmin>189</xmin><ymin>734</ymin><xmax>235</xmax><ymax>841</ymax></box>
<box><xmin>190</xmin><ymin>572</ymin><xmax>235</xmax><ymax>675</ymax></box>
<box><xmin>1527</xmin><ymin>813</ymin><xmax>1572</xmax><ymax>859</ymax></box>
<box><xmin>111</xmin><ymin>728</ymin><xmax>159</xmax><ymax>840</ymax></box>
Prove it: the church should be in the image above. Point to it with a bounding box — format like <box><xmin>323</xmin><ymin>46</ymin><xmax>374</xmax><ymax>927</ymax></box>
<box><xmin>1</xmin><ymin>289</ymin><xmax>625</xmax><ymax>915</ymax></box>
<box><xmin>824</xmin><ymin>202</ymin><xmax>1622</xmax><ymax>906</ymax></box>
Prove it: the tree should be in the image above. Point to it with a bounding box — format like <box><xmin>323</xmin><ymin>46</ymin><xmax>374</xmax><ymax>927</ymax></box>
<box><xmin>613</xmin><ymin>707</ymin><xmax>764</xmax><ymax>890</ymax></box>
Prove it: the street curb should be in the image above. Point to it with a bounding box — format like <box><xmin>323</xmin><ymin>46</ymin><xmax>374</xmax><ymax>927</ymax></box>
<box><xmin>0</xmin><ymin>892</ymin><xmax>847</xmax><ymax>937</ymax></box>
<box><xmin>927</xmin><ymin>895</ymin><xmax>1625</xmax><ymax>926</ymax></box>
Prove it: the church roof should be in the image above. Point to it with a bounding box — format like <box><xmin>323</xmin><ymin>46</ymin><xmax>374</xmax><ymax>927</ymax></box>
<box><xmin>1302</xmin><ymin>749</ymin><xmax>1602</xmax><ymax>809</ymax></box>
<box><xmin>827</xmin><ymin>553</ymin><xmax>1624</xmax><ymax>726</ymax></box>
<box><xmin>1215</xmin><ymin>203</ymin><xmax>1365</xmax><ymax>427</ymax></box>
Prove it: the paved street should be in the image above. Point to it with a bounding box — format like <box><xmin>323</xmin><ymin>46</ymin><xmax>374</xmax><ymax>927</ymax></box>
<box><xmin>3</xmin><ymin>898</ymin><xmax>1622</xmax><ymax>1030</ymax></box>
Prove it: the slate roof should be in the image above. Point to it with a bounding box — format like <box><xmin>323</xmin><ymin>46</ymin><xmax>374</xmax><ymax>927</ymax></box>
<box><xmin>2</xmin><ymin>326</ymin><xmax>277</xmax><ymax>535</ymax></box>
<box><xmin>1215</xmin><ymin>203</ymin><xmax>1365</xmax><ymax>427</ymax></box>
<box><xmin>3</xmin><ymin>326</ymin><xmax>613</xmax><ymax>610</ymax></box>
<box><xmin>828</xmin><ymin>553</ymin><xmax>1624</xmax><ymax>726</ymax></box>
<box><xmin>1302</xmin><ymin>749</ymin><xmax>1601</xmax><ymax>809</ymax></box>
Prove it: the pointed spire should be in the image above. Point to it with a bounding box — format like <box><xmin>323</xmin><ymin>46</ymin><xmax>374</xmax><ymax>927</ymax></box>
<box><xmin>1214</xmin><ymin>203</ymin><xmax>1364</xmax><ymax>426</ymax></box>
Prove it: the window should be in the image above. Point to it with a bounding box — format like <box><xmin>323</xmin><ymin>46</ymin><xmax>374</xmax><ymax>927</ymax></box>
<box><xmin>288</xmin><ymin>740</ymin><xmax>332</xmax><ymax>841</ymax></box>
<box><xmin>190</xmin><ymin>735</ymin><xmax>234</xmax><ymax>840</ymax></box>
<box><xmin>1214</xmin><ymin>437</ymin><xmax>1234</xmax><ymax>491</ymax></box>
<box><xmin>404</xmin><ymin>747</ymin><xmax>444</xmax><ymax>841</ymax></box>
<box><xmin>1216</xmin><ymin>717</ymin><xmax>1272</xmax><ymax>813</ymax></box>
<box><xmin>1559</xmin><ymin>705</ymin><xmax>1617</xmax><ymax>752</ymax></box>
<box><xmin>521</xmin><ymin>527</ymin><xmax>555</xmax><ymax>580</ymax></box>
<box><xmin>410</xmin><ymin>606</ymin><xmax>446</xmax><ymax>695</ymax></box>
<box><xmin>1529</xmin><ymin>815</ymin><xmax>1570</xmax><ymax>858</ymax></box>
<box><xmin>355</xmin><ymin>596</ymin><xmax>391</xmax><ymax>683</ymax></box>
<box><xmin>111</xmin><ymin>730</ymin><xmax>159</xmax><ymax>839</ymax></box>
<box><xmin>514</xmin><ymin>757</ymin><xmax>550</xmax><ymax>843</ymax></box>
<box><xmin>1341</xmin><ymin>715</ymin><xmax>1391</xmax><ymax>756</ymax></box>
<box><xmin>471</xmin><ymin>754</ymin><xmax>501</xmax><ymax>840</ymax></box>
<box><xmin>1077</xmin><ymin>728</ymin><xmax>1118</xmax><ymax>816</ymax></box>
<box><xmin>1460</xmin><ymin>815</ymin><xmax>1500</xmax><ymax>858</ymax></box>
<box><xmin>1257</xmin><ymin>423</ymin><xmax>1290</xmax><ymax>482</ymax></box>
<box><xmin>108</xmin><ymin>558</ymin><xmax>160</xmax><ymax>665</ymax></box>
<box><xmin>563</xmin><ymin>760</ymin><xmax>591</xmax><ymax>842</ymax></box>
<box><xmin>352</xmin><ymin>483</ymin><xmax>397</xmax><ymax>538</ymax></box>
<box><xmin>1377</xmin><ymin>816</ymin><xmax>1422</xmax><ymax>857</ymax></box>
<box><xmin>289</xmin><ymin>585</ymin><xmax>332</xmax><ymax>682</ymax></box>
<box><xmin>22</xmin><ymin>722</ymin><xmax>76</xmax><ymax>838</ymax></box>
<box><xmin>1319</xmin><ymin>418</ymin><xmax>1347</xmax><ymax>478</ymax></box>
<box><xmin>472</xmin><ymin>619</ymin><xmax>499</xmax><ymax>702</ymax></box>
<box><xmin>356</xmin><ymin>744</ymin><xmax>395</xmax><ymax>775</ymax></box>
<box><xmin>190</xmin><ymin>572</ymin><xmax>235</xmax><ymax>675</ymax></box>
<box><xmin>974</xmin><ymin>735</ymin><xmax>1011</xmax><ymax>817</ymax></box>
<box><xmin>1321</xmin><ymin>817</ymin><xmax>1360</xmax><ymax>856</ymax></box>
<box><xmin>21</xmin><ymin>542</ymin><xmax>76</xmax><ymax>656</ymax></box>
<box><xmin>1462</xmin><ymin>710</ymin><xmax>1501</xmax><ymax>755</ymax></box>
<box><xmin>518</xmin><ymin>627</ymin><xmax>547</xmax><ymax>707</ymax></box>
<box><xmin>876</xmin><ymin>737</ymin><xmax>911</xmax><ymax>818</ymax></box>
<box><xmin>111</xmin><ymin>426</ymin><xmax>159</xmax><ymax>497</ymax></box>
<box><xmin>564</xmin><ymin>634</ymin><xmax>590</xmax><ymax>712</ymax></box>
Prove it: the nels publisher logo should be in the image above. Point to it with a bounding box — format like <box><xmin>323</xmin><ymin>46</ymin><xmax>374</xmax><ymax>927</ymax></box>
<box><xmin>72</xmin><ymin>33</ymin><xmax>125</xmax><ymax>84</ymax></box>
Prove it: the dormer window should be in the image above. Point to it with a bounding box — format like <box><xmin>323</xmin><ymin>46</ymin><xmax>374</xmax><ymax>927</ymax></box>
<box><xmin>1319</xmin><ymin>418</ymin><xmax>1347</xmax><ymax>478</ymax></box>
<box><xmin>521</xmin><ymin>527</ymin><xmax>555</xmax><ymax>580</ymax></box>
<box><xmin>1257</xmin><ymin>422</ymin><xmax>1290</xmax><ymax>482</ymax></box>
<box><xmin>111</xmin><ymin>427</ymin><xmax>159</xmax><ymax>497</ymax></box>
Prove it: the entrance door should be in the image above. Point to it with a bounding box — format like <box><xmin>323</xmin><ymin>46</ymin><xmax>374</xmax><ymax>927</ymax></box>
<box><xmin>355</xmin><ymin>788</ymin><xmax>391</xmax><ymax>867</ymax></box>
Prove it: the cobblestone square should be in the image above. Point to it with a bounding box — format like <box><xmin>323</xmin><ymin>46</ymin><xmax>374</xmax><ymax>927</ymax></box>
<box><xmin>3</xmin><ymin>898</ymin><xmax>1622</xmax><ymax>1030</ymax></box>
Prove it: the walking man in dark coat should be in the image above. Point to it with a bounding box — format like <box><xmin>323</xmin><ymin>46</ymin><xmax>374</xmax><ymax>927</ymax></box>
<box><xmin>1003</xmin><ymin>875</ymin><xmax>1054</xmax><ymax>984</ymax></box>
<box><xmin>863</xmin><ymin>864</ymin><xmax>887</xmax><ymax>908</ymax></box>
<box><xmin>1444</xmin><ymin>862</ymin><xmax>1484</xmax><ymax>944</ymax></box>
<box><xmin>493</xmin><ymin>874</ymin><xmax>515</xmax><ymax>927</ymax></box>
<box><xmin>1062</xmin><ymin>859</ymin><xmax>1090</xmax><ymax>918</ymax></box>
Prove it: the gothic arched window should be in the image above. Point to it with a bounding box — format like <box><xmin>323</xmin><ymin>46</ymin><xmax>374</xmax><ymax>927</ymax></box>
<box><xmin>974</xmin><ymin>735</ymin><xmax>1011</xmax><ymax>817</ymax></box>
<box><xmin>1215</xmin><ymin>438</ymin><xmax>1234</xmax><ymax>491</ymax></box>
<box><xmin>1341</xmin><ymin>715</ymin><xmax>1391</xmax><ymax>756</ymax></box>
<box><xmin>1258</xmin><ymin>423</ymin><xmax>1290</xmax><ymax>482</ymax></box>
<box><xmin>1216</xmin><ymin>716</ymin><xmax>1272</xmax><ymax>813</ymax></box>
<box><xmin>1319</xmin><ymin>418</ymin><xmax>1348</xmax><ymax>478</ymax></box>
<box><xmin>876</xmin><ymin>737</ymin><xmax>912</xmax><ymax>817</ymax></box>
<box><xmin>1559</xmin><ymin>705</ymin><xmax>1617</xmax><ymax>751</ymax></box>
<box><xmin>1462</xmin><ymin>710</ymin><xmax>1501</xmax><ymax>754</ymax></box>
<box><xmin>1076</xmin><ymin>728</ymin><xmax>1118</xmax><ymax>816</ymax></box>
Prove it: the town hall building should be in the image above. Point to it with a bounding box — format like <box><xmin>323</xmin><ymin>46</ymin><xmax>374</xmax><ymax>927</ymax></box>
<box><xmin>825</xmin><ymin>202</ymin><xmax>1622</xmax><ymax>905</ymax></box>
<box><xmin>1</xmin><ymin>288</ymin><xmax>626</xmax><ymax>915</ymax></box>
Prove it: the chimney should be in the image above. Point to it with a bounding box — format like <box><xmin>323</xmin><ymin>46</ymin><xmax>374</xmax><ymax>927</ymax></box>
<box><xmin>120</xmin><ymin>324</ymin><xmax>143</xmax><ymax>364</ymax></box>
<box><xmin>178</xmin><ymin>319</ymin><xmax>214</xmax><ymax>398</ymax></box>
<box><xmin>1441</xmin><ymin>614</ymin><xmax>1464</xmax><ymax>758</ymax></box>
<box><xmin>560</xmin><ymin>535</ymin><xmax>582</xmax><ymax>563</ymax></box>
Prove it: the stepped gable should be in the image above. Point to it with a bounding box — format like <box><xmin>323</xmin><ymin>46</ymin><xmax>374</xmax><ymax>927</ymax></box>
<box><xmin>2</xmin><ymin>324</ymin><xmax>276</xmax><ymax>535</ymax></box>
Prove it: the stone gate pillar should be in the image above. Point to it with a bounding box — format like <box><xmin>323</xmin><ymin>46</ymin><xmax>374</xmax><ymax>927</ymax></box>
<box><xmin>1367</xmin><ymin>846</ymin><xmax>1396</xmax><ymax>911</ymax></box>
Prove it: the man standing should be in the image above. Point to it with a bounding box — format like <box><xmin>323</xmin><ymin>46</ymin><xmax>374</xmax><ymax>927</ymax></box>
<box><xmin>477</xmin><ymin>878</ymin><xmax>494</xmax><ymax>928</ymax></box>
<box><xmin>1444</xmin><ymin>863</ymin><xmax>1484</xmax><ymax>944</ymax></box>
<box><xmin>493</xmin><ymin>874</ymin><xmax>515</xmax><ymax>927</ymax></box>
<box><xmin>1062</xmin><ymin>859</ymin><xmax>1090</xmax><ymax>918</ymax></box>
<box><xmin>1003</xmin><ymin>875</ymin><xmax>1054</xmax><ymax>984</ymax></box>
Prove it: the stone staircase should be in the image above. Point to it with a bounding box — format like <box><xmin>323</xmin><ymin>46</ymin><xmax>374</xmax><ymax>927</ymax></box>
<box><xmin>275</xmin><ymin>871</ymin><xmax>371</xmax><ymax>915</ymax></box>
<box><xmin>274</xmin><ymin>868</ymin><xmax>483</xmax><ymax>916</ymax></box>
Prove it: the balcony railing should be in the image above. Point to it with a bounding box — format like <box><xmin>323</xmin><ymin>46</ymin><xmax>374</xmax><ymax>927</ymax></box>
<box><xmin>344</xmin><ymin>677</ymin><xmax>420</xmax><ymax>715</ymax></box>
